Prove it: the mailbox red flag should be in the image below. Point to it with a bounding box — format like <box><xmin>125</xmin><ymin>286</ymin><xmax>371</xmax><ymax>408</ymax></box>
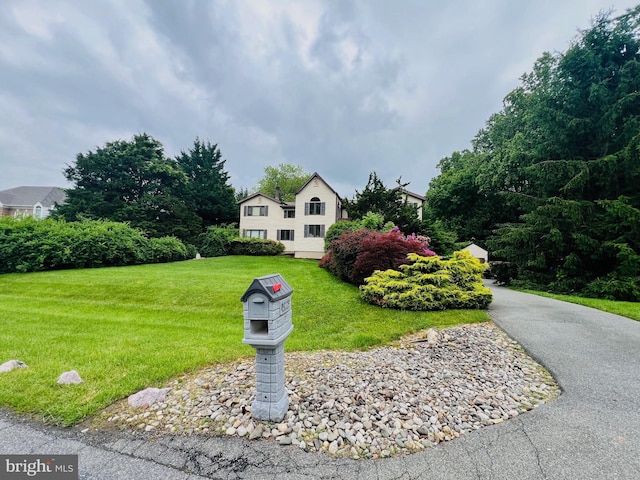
<box><xmin>272</xmin><ymin>283</ymin><xmax>282</xmax><ymax>293</ymax></box>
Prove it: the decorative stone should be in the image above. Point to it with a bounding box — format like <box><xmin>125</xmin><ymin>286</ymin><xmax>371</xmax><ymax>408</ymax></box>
<box><xmin>0</xmin><ymin>360</ymin><xmax>28</xmax><ymax>373</ymax></box>
<box><xmin>128</xmin><ymin>387</ymin><xmax>169</xmax><ymax>407</ymax></box>
<box><xmin>104</xmin><ymin>323</ymin><xmax>560</xmax><ymax>459</ymax></box>
<box><xmin>57</xmin><ymin>370</ymin><xmax>82</xmax><ymax>384</ymax></box>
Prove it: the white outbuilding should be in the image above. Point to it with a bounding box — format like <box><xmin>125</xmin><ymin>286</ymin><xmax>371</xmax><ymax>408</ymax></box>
<box><xmin>462</xmin><ymin>243</ymin><xmax>489</xmax><ymax>264</ymax></box>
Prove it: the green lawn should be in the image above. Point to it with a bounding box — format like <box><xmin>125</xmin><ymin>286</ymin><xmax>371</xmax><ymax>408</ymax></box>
<box><xmin>0</xmin><ymin>256</ymin><xmax>488</xmax><ymax>426</ymax></box>
<box><xmin>519</xmin><ymin>289</ymin><xmax>640</xmax><ymax>321</ymax></box>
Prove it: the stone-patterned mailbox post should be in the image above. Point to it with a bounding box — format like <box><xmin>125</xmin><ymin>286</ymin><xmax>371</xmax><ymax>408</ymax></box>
<box><xmin>241</xmin><ymin>273</ymin><xmax>293</xmax><ymax>422</ymax></box>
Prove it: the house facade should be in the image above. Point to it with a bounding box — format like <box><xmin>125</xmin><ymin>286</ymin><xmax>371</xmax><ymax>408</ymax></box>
<box><xmin>238</xmin><ymin>172</ymin><xmax>427</xmax><ymax>259</ymax></box>
<box><xmin>238</xmin><ymin>172</ymin><xmax>347</xmax><ymax>259</ymax></box>
<box><xmin>0</xmin><ymin>186</ymin><xmax>67</xmax><ymax>219</ymax></box>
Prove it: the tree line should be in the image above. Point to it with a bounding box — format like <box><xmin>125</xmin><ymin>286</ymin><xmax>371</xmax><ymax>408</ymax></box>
<box><xmin>55</xmin><ymin>135</ymin><xmax>238</xmax><ymax>243</ymax></box>
<box><xmin>424</xmin><ymin>7</ymin><xmax>640</xmax><ymax>299</ymax></box>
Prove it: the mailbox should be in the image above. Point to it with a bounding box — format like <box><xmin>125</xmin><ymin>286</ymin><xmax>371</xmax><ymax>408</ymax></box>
<box><xmin>241</xmin><ymin>274</ymin><xmax>293</xmax><ymax>347</ymax></box>
<box><xmin>241</xmin><ymin>273</ymin><xmax>293</xmax><ymax>422</ymax></box>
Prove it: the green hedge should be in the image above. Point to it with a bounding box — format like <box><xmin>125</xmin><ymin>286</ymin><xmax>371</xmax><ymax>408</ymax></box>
<box><xmin>197</xmin><ymin>226</ymin><xmax>239</xmax><ymax>257</ymax></box>
<box><xmin>229</xmin><ymin>238</ymin><xmax>285</xmax><ymax>256</ymax></box>
<box><xmin>360</xmin><ymin>250</ymin><xmax>492</xmax><ymax>310</ymax></box>
<box><xmin>0</xmin><ymin>217</ymin><xmax>192</xmax><ymax>273</ymax></box>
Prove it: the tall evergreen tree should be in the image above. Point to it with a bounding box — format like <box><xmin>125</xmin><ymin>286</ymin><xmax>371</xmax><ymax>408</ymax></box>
<box><xmin>56</xmin><ymin>133</ymin><xmax>201</xmax><ymax>240</ymax></box>
<box><xmin>175</xmin><ymin>138</ymin><xmax>238</xmax><ymax>226</ymax></box>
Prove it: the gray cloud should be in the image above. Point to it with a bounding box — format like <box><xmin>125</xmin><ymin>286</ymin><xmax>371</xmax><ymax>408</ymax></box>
<box><xmin>1</xmin><ymin>0</ymin><xmax>636</xmax><ymax>199</ymax></box>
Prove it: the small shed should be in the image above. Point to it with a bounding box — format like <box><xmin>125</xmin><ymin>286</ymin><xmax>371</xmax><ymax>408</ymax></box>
<box><xmin>462</xmin><ymin>243</ymin><xmax>488</xmax><ymax>264</ymax></box>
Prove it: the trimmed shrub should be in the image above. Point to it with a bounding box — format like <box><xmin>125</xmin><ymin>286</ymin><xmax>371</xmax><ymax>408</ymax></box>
<box><xmin>0</xmin><ymin>217</ymin><xmax>191</xmax><ymax>273</ymax></box>
<box><xmin>148</xmin><ymin>237</ymin><xmax>189</xmax><ymax>263</ymax></box>
<box><xmin>229</xmin><ymin>238</ymin><xmax>285</xmax><ymax>256</ymax></box>
<box><xmin>351</xmin><ymin>230</ymin><xmax>435</xmax><ymax>285</ymax></box>
<box><xmin>319</xmin><ymin>229</ymin><xmax>377</xmax><ymax>283</ymax></box>
<box><xmin>198</xmin><ymin>226</ymin><xmax>239</xmax><ymax>257</ymax></box>
<box><xmin>323</xmin><ymin>220</ymin><xmax>362</xmax><ymax>250</ymax></box>
<box><xmin>360</xmin><ymin>250</ymin><xmax>492</xmax><ymax>310</ymax></box>
<box><xmin>320</xmin><ymin>228</ymin><xmax>435</xmax><ymax>285</ymax></box>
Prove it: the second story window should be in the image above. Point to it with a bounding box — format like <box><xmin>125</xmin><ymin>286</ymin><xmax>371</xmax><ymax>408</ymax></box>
<box><xmin>305</xmin><ymin>197</ymin><xmax>325</xmax><ymax>215</ymax></box>
<box><xmin>244</xmin><ymin>205</ymin><xmax>268</xmax><ymax>216</ymax></box>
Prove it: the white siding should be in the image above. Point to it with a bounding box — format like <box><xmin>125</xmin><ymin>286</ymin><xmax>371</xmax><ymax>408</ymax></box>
<box><xmin>238</xmin><ymin>195</ymin><xmax>296</xmax><ymax>252</ymax></box>
<box><xmin>294</xmin><ymin>177</ymin><xmax>341</xmax><ymax>258</ymax></box>
<box><xmin>462</xmin><ymin>243</ymin><xmax>489</xmax><ymax>263</ymax></box>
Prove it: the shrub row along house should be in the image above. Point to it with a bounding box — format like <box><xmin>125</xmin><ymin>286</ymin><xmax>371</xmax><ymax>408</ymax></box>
<box><xmin>237</xmin><ymin>172</ymin><xmax>425</xmax><ymax>259</ymax></box>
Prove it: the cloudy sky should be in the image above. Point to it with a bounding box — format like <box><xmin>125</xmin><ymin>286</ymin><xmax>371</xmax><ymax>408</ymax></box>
<box><xmin>0</xmin><ymin>1</ymin><xmax>637</xmax><ymax>197</ymax></box>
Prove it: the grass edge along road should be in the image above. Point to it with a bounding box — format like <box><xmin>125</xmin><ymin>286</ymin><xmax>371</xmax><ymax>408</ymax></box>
<box><xmin>517</xmin><ymin>289</ymin><xmax>640</xmax><ymax>321</ymax></box>
<box><xmin>0</xmin><ymin>256</ymin><xmax>487</xmax><ymax>426</ymax></box>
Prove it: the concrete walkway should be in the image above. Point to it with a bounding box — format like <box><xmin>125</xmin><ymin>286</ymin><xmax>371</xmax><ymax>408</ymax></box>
<box><xmin>2</xmin><ymin>284</ymin><xmax>640</xmax><ymax>479</ymax></box>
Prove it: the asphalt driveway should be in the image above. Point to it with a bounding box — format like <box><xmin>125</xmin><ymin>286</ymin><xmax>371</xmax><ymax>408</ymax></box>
<box><xmin>1</xmin><ymin>283</ymin><xmax>639</xmax><ymax>479</ymax></box>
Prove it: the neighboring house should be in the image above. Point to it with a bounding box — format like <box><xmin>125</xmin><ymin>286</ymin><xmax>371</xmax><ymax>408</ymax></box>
<box><xmin>398</xmin><ymin>189</ymin><xmax>426</xmax><ymax>220</ymax></box>
<box><xmin>462</xmin><ymin>243</ymin><xmax>489</xmax><ymax>263</ymax></box>
<box><xmin>238</xmin><ymin>172</ymin><xmax>426</xmax><ymax>259</ymax></box>
<box><xmin>0</xmin><ymin>186</ymin><xmax>67</xmax><ymax>219</ymax></box>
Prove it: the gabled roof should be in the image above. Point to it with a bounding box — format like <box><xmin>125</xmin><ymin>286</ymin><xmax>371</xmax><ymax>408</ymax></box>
<box><xmin>0</xmin><ymin>186</ymin><xmax>67</xmax><ymax>207</ymax></box>
<box><xmin>236</xmin><ymin>191</ymin><xmax>283</xmax><ymax>205</ymax></box>
<box><xmin>295</xmin><ymin>172</ymin><xmax>342</xmax><ymax>198</ymax></box>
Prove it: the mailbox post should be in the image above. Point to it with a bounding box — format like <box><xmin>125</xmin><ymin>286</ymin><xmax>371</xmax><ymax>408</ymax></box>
<box><xmin>241</xmin><ymin>274</ymin><xmax>293</xmax><ymax>422</ymax></box>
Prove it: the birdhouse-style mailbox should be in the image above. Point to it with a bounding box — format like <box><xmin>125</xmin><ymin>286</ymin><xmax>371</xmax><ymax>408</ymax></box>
<box><xmin>241</xmin><ymin>274</ymin><xmax>293</xmax><ymax>422</ymax></box>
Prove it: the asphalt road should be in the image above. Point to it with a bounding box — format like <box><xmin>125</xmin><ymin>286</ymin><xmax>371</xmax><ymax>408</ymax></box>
<box><xmin>1</xmin><ymin>283</ymin><xmax>639</xmax><ymax>479</ymax></box>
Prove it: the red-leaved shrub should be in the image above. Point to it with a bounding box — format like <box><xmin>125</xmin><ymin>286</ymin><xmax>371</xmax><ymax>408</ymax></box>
<box><xmin>320</xmin><ymin>228</ymin><xmax>435</xmax><ymax>285</ymax></box>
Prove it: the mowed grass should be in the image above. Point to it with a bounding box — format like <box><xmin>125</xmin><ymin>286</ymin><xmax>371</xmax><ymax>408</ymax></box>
<box><xmin>0</xmin><ymin>256</ymin><xmax>488</xmax><ymax>426</ymax></box>
<box><xmin>519</xmin><ymin>289</ymin><xmax>640</xmax><ymax>321</ymax></box>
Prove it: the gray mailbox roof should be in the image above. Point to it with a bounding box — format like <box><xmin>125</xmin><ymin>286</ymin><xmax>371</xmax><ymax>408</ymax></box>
<box><xmin>241</xmin><ymin>274</ymin><xmax>293</xmax><ymax>302</ymax></box>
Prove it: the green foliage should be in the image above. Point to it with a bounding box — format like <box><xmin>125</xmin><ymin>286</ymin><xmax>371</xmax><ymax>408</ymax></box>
<box><xmin>56</xmin><ymin>133</ymin><xmax>202</xmax><ymax>241</ymax></box>
<box><xmin>583</xmin><ymin>275</ymin><xmax>640</xmax><ymax>301</ymax></box>
<box><xmin>175</xmin><ymin>138</ymin><xmax>239</xmax><ymax>228</ymax></box>
<box><xmin>229</xmin><ymin>237</ymin><xmax>285</xmax><ymax>256</ymax></box>
<box><xmin>254</xmin><ymin>164</ymin><xmax>310</xmax><ymax>201</ymax></box>
<box><xmin>324</xmin><ymin>220</ymin><xmax>362</xmax><ymax>250</ymax></box>
<box><xmin>0</xmin><ymin>217</ymin><xmax>190</xmax><ymax>273</ymax></box>
<box><xmin>344</xmin><ymin>172</ymin><xmax>423</xmax><ymax>234</ymax></box>
<box><xmin>360</xmin><ymin>211</ymin><xmax>385</xmax><ymax>230</ymax></box>
<box><xmin>198</xmin><ymin>225</ymin><xmax>239</xmax><ymax>257</ymax></box>
<box><xmin>428</xmin><ymin>9</ymin><xmax>640</xmax><ymax>299</ymax></box>
<box><xmin>148</xmin><ymin>237</ymin><xmax>189</xmax><ymax>263</ymax></box>
<box><xmin>360</xmin><ymin>250</ymin><xmax>492</xmax><ymax>311</ymax></box>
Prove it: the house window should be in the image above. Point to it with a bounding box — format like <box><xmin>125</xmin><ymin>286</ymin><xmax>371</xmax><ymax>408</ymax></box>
<box><xmin>304</xmin><ymin>224</ymin><xmax>325</xmax><ymax>238</ymax></box>
<box><xmin>243</xmin><ymin>229</ymin><xmax>267</xmax><ymax>239</ymax></box>
<box><xmin>244</xmin><ymin>205</ymin><xmax>268</xmax><ymax>216</ymax></box>
<box><xmin>277</xmin><ymin>230</ymin><xmax>295</xmax><ymax>241</ymax></box>
<box><xmin>305</xmin><ymin>197</ymin><xmax>325</xmax><ymax>215</ymax></box>
<box><xmin>284</xmin><ymin>210</ymin><xmax>295</xmax><ymax>218</ymax></box>
<box><xmin>34</xmin><ymin>206</ymin><xmax>42</xmax><ymax>219</ymax></box>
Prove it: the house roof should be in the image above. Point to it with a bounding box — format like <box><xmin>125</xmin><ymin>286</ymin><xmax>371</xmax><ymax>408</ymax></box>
<box><xmin>0</xmin><ymin>186</ymin><xmax>67</xmax><ymax>207</ymax></box>
<box><xmin>236</xmin><ymin>191</ymin><xmax>283</xmax><ymax>205</ymax></box>
<box><xmin>295</xmin><ymin>172</ymin><xmax>342</xmax><ymax>198</ymax></box>
<box><xmin>395</xmin><ymin>187</ymin><xmax>426</xmax><ymax>202</ymax></box>
<box><xmin>237</xmin><ymin>172</ymin><xmax>343</xmax><ymax>206</ymax></box>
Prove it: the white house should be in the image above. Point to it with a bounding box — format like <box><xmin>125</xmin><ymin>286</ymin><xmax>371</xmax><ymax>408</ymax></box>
<box><xmin>238</xmin><ymin>172</ymin><xmax>346</xmax><ymax>259</ymax></box>
<box><xmin>238</xmin><ymin>172</ymin><xmax>426</xmax><ymax>259</ymax></box>
<box><xmin>462</xmin><ymin>243</ymin><xmax>489</xmax><ymax>263</ymax></box>
<box><xmin>0</xmin><ymin>186</ymin><xmax>67</xmax><ymax>219</ymax></box>
<box><xmin>399</xmin><ymin>189</ymin><xmax>426</xmax><ymax>220</ymax></box>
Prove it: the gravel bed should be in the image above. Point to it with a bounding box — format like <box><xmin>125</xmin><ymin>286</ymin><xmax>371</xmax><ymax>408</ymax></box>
<box><xmin>98</xmin><ymin>322</ymin><xmax>559</xmax><ymax>459</ymax></box>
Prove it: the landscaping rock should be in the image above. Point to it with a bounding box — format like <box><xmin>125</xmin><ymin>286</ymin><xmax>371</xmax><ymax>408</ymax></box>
<box><xmin>102</xmin><ymin>323</ymin><xmax>560</xmax><ymax>459</ymax></box>
<box><xmin>57</xmin><ymin>370</ymin><xmax>83</xmax><ymax>384</ymax></box>
<box><xmin>0</xmin><ymin>360</ymin><xmax>28</xmax><ymax>373</ymax></box>
<box><xmin>128</xmin><ymin>387</ymin><xmax>169</xmax><ymax>408</ymax></box>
